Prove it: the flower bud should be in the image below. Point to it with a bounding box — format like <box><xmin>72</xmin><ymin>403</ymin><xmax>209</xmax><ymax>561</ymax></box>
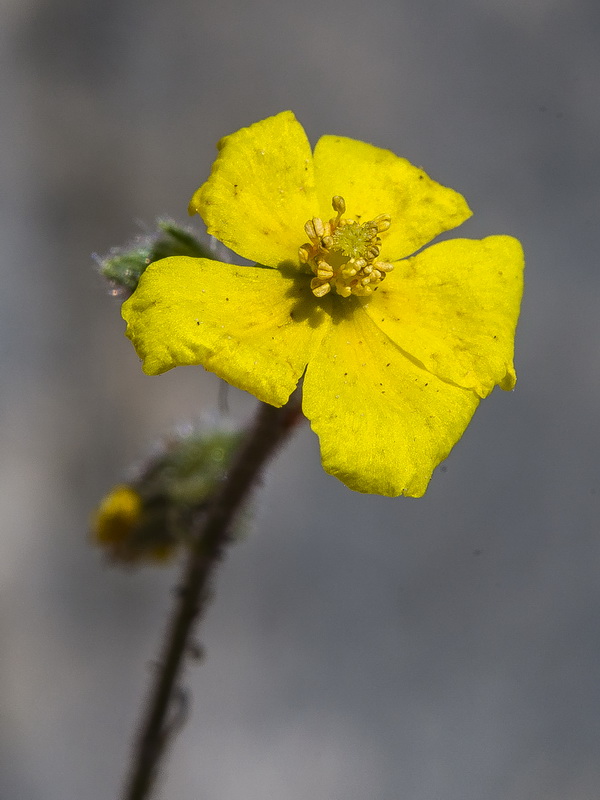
<box><xmin>91</xmin><ymin>424</ymin><xmax>243</xmax><ymax>565</ymax></box>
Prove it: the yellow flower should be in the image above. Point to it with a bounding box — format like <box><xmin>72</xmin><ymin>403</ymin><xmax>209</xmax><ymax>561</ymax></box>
<box><xmin>122</xmin><ymin>111</ymin><xmax>524</xmax><ymax>497</ymax></box>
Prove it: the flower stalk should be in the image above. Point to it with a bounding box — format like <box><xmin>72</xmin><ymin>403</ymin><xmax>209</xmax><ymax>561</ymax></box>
<box><xmin>122</xmin><ymin>397</ymin><xmax>304</xmax><ymax>800</ymax></box>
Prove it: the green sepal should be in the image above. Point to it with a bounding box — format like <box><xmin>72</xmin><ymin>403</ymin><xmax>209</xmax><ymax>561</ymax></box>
<box><xmin>98</xmin><ymin>219</ymin><xmax>215</xmax><ymax>295</ymax></box>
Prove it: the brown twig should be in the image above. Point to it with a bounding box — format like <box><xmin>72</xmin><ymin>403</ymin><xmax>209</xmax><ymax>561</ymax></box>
<box><xmin>122</xmin><ymin>398</ymin><xmax>304</xmax><ymax>800</ymax></box>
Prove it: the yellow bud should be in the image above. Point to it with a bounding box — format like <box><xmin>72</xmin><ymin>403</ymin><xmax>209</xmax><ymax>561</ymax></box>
<box><xmin>92</xmin><ymin>485</ymin><xmax>143</xmax><ymax>546</ymax></box>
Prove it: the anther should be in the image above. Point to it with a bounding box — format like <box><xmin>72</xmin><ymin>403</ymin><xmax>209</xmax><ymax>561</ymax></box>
<box><xmin>312</xmin><ymin>217</ymin><xmax>325</xmax><ymax>238</ymax></box>
<box><xmin>316</xmin><ymin>261</ymin><xmax>334</xmax><ymax>279</ymax></box>
<box><xmin>298</xmin><ymin>246</ymin><xmax>310</xmax><ymax>263</ymax></box>
<box><xmin>311</xmin><ymin>278</ymin><xmax>331</xmax><ymax>297</ymax></box>
<box><xmin>373</xmin><ymin>214</ymin><xmax>391</xmax><ymax>232</ymax></box>
<box><xmin>304</xmin><ymin>220</ymin><xmax>317</xmax><ymax>240</ymax></box>
<box><xmin>332</xmin><ymin>196</ymin><xmax>346</xmax><ymax>215</ymax></box>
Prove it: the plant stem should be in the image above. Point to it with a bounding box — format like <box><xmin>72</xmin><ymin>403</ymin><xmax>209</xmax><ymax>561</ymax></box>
<box><xmin>122</xmin><ymin>398</ymin><xmax>303</xmax><ymax>800</ymax></box>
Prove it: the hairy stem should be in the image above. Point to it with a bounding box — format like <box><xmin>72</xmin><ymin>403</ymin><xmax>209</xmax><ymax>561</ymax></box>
<box><xmin>122</xmin><ymin>398</ymin><xmax>303</xmax><ymax>800</ymax></box>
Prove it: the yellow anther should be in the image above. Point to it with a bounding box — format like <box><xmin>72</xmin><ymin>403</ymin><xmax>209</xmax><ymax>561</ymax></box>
<box><xmin>304</xmin><ymin>220</ymin><xmax>317</xmax><ymax>240</ymax></box>
<box><xmin>373</xmin><ymin>214</ymin><xmax>391</xmax><ymax>232</ymax></box>
<box><xmin>311</xmin><ymin>278</ymin><xmax>331</xmax><ymax>297</ymax></box>
<box><xmin>332</xmin><ymin>195</ymin><xmax>346</xmax><ymax>215</ymax></box>
<box><xmin>312</xmin><ymin>217</ymin><xmax>325</xmax><ymax>238</ymax></box>
<box><xmin>316</xmin><ymin>261</ymin><xmax>334</xmax><ymax>279</ymax></box>
<box><xmin>298</xmin><ymin>245</ymin><xmax>310</xmax><ymax>263</ymax></box>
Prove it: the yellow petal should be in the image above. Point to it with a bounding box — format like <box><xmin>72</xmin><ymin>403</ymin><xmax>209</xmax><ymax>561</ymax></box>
<box><xmin>302</xmin><ymin>307</ymin><xmax>480</xmax><ymax>497</ymax></box>
<box><xmin>313</xmin><ymin>135</ymin><xmax>472</xmax><ymax>261</ymax></box>
<box><xmin>122</xmin><ymin>257</ymin><xmax>328</xmax><ymax>406</ymax></box>
<box><xmin>363</xmin><ymin>236</ymin><xmax>524</xmax><ymax>398</ymax></box>
<box><xmin>189</xmin><ymin>111</ymin><xmax>318</xmax><ymax>268</ymax></box>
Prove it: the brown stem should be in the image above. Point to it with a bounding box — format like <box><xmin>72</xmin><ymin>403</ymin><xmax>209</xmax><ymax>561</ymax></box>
<box><xmin>122</xmin><ymin>398</ymin><xmax>303</xmax><ymax>800</ymax></box>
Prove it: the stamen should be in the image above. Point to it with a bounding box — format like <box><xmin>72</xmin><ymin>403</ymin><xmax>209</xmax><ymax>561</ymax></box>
<box><xmin>304</xmin><ymin>220</ymin><xmax>317</xmax><ymax>240</ymax></box>
<box><xmin>316</xmin><ymin>261</ymin><xmax>334</xmax><ymax>279</ymax></box>
<box><xmin>298</xmin><ymin>245</ymin><xmax>310</xmax><ymax>263</ymax></box>
<box><xmin>313</xmin><ymin>217</ymin><xmax>325</xmax><ymax>238</ymax></box>
<box><xmin>311</xmin><ymin>278</ymin><xmax>331</xmax><ymax>297</ymax></box>
<box><xmin>332</xmin><ymin>195</ymin><xmax>346</xmax><ymax>215</ymax></box>
<box><xmin>373</xmin><ymin>214</ymin><xmax>391</xmax><ymax>232</ymax></box>
<box><xmin>299</xmin><ymin>196</ymin><xmax>394</xmax><ymax>299</ymax></box>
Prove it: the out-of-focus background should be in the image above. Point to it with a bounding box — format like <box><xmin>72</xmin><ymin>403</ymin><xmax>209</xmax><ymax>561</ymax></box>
<box><xmin>2</xmin><ymin>0</ymin><xmax>600</xmax><ymax>797</ymax></box>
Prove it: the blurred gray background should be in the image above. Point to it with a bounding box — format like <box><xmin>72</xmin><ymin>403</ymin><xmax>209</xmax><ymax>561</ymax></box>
<box><xmin>2</xmin><ymin>0</ymin><xmax>600</xmax><ymax>797</ymax></box>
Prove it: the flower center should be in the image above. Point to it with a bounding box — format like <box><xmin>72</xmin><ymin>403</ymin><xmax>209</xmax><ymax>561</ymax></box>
<box><xmin>299</xmin><ymin>196</ymin><xmax>393</xmax><ymax>298</ymax></box>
